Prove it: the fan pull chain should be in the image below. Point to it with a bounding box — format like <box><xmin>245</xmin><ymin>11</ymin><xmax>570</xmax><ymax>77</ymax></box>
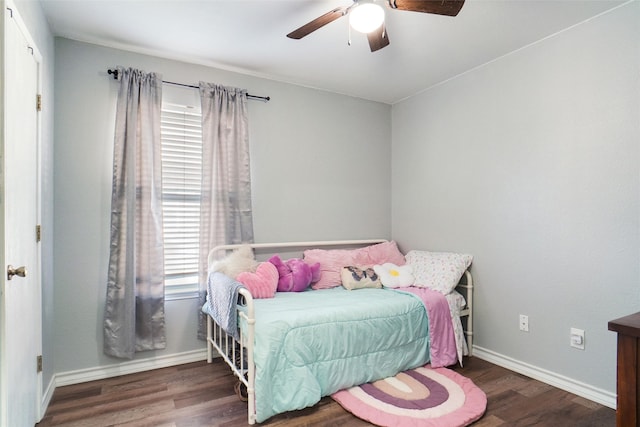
<box><xmin>348</xmin><ymin>22</ymin><xmax>352</xmax><ymax>46</ymax></box>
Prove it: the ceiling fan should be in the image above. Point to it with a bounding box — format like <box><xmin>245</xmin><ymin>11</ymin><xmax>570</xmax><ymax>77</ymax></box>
<box><xmin>287</xmin><ymin>0</ymin><xmax>465</xmax><ymax>52</ymax></box>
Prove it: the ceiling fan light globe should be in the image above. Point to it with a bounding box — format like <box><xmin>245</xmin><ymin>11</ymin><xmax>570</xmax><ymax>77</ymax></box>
<box><xmin>349</xmin><ymin>3</ymin><xmax>385</xmax><ymax>33</ymax></box>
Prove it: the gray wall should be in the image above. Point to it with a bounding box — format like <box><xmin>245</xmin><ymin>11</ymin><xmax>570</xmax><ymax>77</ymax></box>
<box><xmin>391</xmin><ymin>2</ymin><xmax>639</xmax><ymax>394</ymax></box>
<box><xmin>53</xmin><ymin>38</ymin><xmax>391</xmax><ymax>373</ymax></box>
<box><xmin>13</xmin><ymin>0</ymin><xmax>56</xmax><ymax>394</ymax></box>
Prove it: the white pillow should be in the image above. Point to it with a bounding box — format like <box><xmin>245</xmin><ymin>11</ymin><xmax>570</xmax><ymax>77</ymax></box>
<box><xmin>405</xmin><ymin>250</ymin><xmax>472</xmax><ymax>294</ymax></box>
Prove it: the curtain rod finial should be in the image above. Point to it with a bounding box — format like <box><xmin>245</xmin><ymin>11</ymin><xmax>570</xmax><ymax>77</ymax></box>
<box><xmin>108</xmin><ymin>69</ymin><xmax>119</xmax><ymax>80</ymax></box>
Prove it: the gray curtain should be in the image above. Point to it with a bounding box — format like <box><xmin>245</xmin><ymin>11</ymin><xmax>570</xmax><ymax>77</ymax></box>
<box><xmin>104</xmin><ymin>67</ymin><xmax>166</xmax><ymax>359</ymax></box>
<box><xmin>197</xmin><ymin>83</ymin><xmax>254</xmax><ymax>339</ymax></box>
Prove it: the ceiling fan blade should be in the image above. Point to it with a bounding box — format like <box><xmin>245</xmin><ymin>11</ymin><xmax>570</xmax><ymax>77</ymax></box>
<box><xmin>367</xmin><ymin>23</ymin><xmax>390</xmax><ymax>52</ymax></box>
<box><xmin>287</xmin><ymin>6</ymin><xmax>350</xmax><ymax>39</ymax></box>
<box><xmin>389</xmin><ymin>0</ymin><xmax>465</xmax><ymax>17</ymax></box>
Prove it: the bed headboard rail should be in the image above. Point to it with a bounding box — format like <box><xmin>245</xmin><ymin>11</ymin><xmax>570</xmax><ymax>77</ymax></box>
<box><xmin>208</xmin><ymin>239</ymin><xmax>387</xmax><ymax>268</ymax></box>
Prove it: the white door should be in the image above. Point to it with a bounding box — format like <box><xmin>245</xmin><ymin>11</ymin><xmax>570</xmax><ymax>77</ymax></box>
<box><xmin>0</xmin><ymin>3</ymin><xmax>42</xmax><ymax>426</ymax></box>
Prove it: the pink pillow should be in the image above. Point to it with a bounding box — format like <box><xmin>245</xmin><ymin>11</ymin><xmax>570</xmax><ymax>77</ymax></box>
<box><xmin>236</xmin><ymin>262</ymin><xmax>278</xmax><ymax>299</ymax></box>
<box><xmin>303</xmin><ymin>249</ymin><xmax>357</xmax><ymax>289</ymax></box>
<box><xmin>363</xmin><ymin>241</ymin><xmax>406</xmax><ymax>266</ymax></box>
<box><xmin>304</xmin><ymin>241</ymin><xmax>406</xmax><ymax>290</ymax></box>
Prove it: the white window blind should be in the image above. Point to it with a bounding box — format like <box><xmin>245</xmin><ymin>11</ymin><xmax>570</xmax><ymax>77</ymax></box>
<box><xmin>161</xmin><ymin>103</ymin><xmax>202</xmax><ymax>299</ymax></box>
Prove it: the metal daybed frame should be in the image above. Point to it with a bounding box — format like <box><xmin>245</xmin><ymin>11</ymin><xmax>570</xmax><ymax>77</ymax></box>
<box><xmin>204</xmin><ymin>240</ymin><xmax>474</xmax><ymax>425</ymax></box>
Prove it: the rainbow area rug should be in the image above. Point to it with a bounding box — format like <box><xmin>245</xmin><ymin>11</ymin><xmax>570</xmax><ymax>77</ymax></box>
<box><xmin>332</xmin><ymin>365</ymin><xmax>487</xmax><ymax>427</ymax></box>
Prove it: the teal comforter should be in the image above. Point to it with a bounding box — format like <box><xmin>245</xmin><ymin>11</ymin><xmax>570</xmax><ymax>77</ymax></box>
<box><xmin>246</xmin><ymin>287</ymin><xmax>430</xmax><ymax>422</ymax></box>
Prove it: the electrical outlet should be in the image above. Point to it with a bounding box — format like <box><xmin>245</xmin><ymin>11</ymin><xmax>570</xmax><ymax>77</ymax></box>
<box><xmin>570</xmin><ymin>328</ymin><xmax>585</xmax><ymax>350</ymax></box>
<box><xmin>519</xmin><ymin>314</ymin><xmax>529</xmax><ymax>332</ymax></box>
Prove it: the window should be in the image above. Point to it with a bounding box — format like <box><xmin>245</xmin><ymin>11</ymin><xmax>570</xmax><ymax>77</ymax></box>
<box><xmin>161</xmin><ymin>103</ymin><xmax>203</xmax><ymax>299</ymax></box>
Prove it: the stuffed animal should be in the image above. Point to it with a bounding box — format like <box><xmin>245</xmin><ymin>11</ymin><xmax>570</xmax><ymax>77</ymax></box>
<box><xmin>268</xmin><ymin>255</ymin><xmax>321</xmax><ymax>292</ymax></box>
<box><xmin>210</xmin><ymin>245</ymin><xmax>259</xmax><ymax>279</ymax></box>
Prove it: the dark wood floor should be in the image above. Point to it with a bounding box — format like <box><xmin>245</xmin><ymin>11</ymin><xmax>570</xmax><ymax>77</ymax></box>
<box><xmin>37</xmin><ymin>357</ymin><xmax>616</xmax><ymax>427</ymax></box>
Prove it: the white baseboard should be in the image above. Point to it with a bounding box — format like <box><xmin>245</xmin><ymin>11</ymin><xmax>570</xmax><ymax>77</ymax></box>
<box><xmin>41</xmin><ymin>376</ymin><xmax>56</xmax><ymax>419</ymax></box>
<box><xmin>54</xmin><ymin>348</ymin><xmax>208</xmax><ymax>387</ymax></box>
<box><xmin>473</xmin><ymin>346</ymin><xmax>616</xmax><ymax>409</ymax></box>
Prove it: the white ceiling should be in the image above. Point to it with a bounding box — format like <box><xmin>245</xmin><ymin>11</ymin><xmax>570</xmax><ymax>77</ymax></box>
<box><xmin>38</xmin><ymin>0</ymin><xmax>627</xmax><ymax>104</ymax></box>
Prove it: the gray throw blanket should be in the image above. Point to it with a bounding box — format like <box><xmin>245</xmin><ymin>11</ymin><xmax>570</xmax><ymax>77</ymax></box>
<box><xmin>202</xmin><ymin>271</ymin><xmax>245</xmax><ymax>341</ymax></box>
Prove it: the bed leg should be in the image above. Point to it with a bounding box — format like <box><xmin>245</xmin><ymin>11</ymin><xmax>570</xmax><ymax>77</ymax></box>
<box><xmin>241</xmin><ymin>288</ymin><xmax>257</xmax><ymax>425</ymax></box>
<box><xmin>247</xmin><ymin>386</ymin><xmax>256</xmax><ymax>425</ymax></box>
<box><xmin>207</xmin><ymin>315</ymin><xmax>212</xmax><ymax>363</ymax></box>
<box><xmin>465</xmin><ymin>270</ymin><xmax>474</xmax><ymax>357</ymax></box>
<box><xmin>247</xmin><ymin>322</ymin><xmax>256</xmax><ymax>424</ymax></box>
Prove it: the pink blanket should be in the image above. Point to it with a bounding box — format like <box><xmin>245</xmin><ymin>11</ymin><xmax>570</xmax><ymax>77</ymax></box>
<box><xmin>399</xmin><ymin>287</ymin><xmax>458</xmax><ymax>367</ymax></box>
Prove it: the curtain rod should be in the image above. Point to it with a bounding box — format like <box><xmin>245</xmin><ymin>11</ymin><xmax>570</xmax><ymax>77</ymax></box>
<box><xmin>107</xmin><ymin>69</ymin><xmax>270</xmax><ymax>102</ymax></box>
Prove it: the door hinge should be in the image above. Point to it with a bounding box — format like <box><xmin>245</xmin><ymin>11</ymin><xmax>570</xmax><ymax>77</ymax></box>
<box><xmin>37</xmin><ymin>355</ymin><xmax>43</xmax><ymax>373</ymax></box>
<box><xmin>36</xmin><ymin>224</ymin><xmax>41</xmax><ymax>242</ymax></box>
<box><xmin>36</xmin><ymin>94</ymin><xmax>42</xmax><ymax>111</ymax></box>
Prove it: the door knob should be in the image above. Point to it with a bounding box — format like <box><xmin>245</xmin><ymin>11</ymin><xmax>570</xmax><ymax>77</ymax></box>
<box><xmin>7</xmin><ymin>265</ymin><xmax>27</xmax><ymax>281</ymax></box>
